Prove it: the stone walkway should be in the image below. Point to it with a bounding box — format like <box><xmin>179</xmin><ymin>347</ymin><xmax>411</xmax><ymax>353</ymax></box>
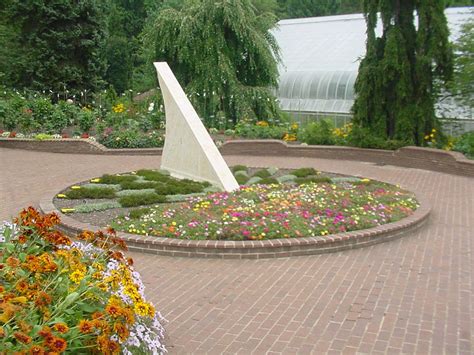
<box><xmin>0</xmin><ymin>148</ymin><xmax>473</xmax><ymax>354</ymax></box>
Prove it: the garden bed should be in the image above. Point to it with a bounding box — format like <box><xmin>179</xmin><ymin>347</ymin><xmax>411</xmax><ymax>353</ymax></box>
<box><xmin>45</xmin><ymin>166</ymin><xmax>431</xmax><ymax>258</ymax></box>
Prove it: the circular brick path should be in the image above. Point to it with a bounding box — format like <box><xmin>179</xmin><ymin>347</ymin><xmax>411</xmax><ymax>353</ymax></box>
<box><xmin>1</xmin><ymin>148</ymin><xmax>473</xmax><ymax>354</ymax></box>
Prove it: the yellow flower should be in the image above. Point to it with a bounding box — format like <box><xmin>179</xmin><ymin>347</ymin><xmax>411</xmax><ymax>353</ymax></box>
<box><xmin>57</xmin><ymin>194</ymin><xmax>66</xmax><ymax>198</ymax></box>
<box><xmin>134</xmin><ymin>302</ymin><xmax>151</xmax><ymax>316</ymax></box>
<box><xmin>90</xmin><ymin>178</ymin><xmax>101</xmax><ymax>183</ymax></box>
<box><xmin>71</xmin><ymin>186</ymin><xmax>81</xmax><ymax>190</ymax></box>
<box><xmin>61</xmin><ymin>208</ymin><xmax>75</xmax><ymax>213</ymax></box>
<box><xmin>256</xmin><ymin>120</ymin><xmax>269</xmax><ymax>127</ymax></box>
<box><xmin>69</xmin><ymin>270</ymin><xmax>85</xmax><ymax>284</ymax></box>
<box><xmin>112</xmin><ymin>103</ymin><xmax>126</xmax><ymax>113</ymax></box>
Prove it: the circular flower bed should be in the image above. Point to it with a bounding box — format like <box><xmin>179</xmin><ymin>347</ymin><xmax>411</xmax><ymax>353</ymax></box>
<box><xmin>0</xmin><ymin>207</ymin><xmax>166</xmax><ymax>354</ymax></box>
<box><xmin>110</xmin><ymin>174</ymin><xmax>418</xmax><ymax>241</ymax></box>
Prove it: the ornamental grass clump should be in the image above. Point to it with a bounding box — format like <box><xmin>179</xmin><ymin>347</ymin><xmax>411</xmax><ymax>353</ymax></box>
<box><xmin>0</xmin><ymin>207</ymin><xmax>166</xmax><ymax>354</ymax></box>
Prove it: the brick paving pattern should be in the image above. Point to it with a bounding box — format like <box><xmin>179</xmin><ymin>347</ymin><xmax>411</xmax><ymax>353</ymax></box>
<box><xmin>0</xmin><ymin>148</ymin><xmax>473</xmax><ymax>354</ymax></box>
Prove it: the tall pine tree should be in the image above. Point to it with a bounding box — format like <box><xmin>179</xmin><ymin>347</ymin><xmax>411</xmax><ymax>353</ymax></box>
<box><xmin>353</xmin><ymin>0</ymin><xmax>453</xmax><ymax>145</ymax></box>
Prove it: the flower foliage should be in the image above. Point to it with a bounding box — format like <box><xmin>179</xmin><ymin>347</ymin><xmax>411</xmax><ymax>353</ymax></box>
<box><xmin>114</xmin><ymin>180</ymin><xmax>418</xmax><ymax>240</ymax></box>
<box><xmin>0</xmin><ymin>207</ymin><xmax>166</xmax><ymax>354</ymax></box>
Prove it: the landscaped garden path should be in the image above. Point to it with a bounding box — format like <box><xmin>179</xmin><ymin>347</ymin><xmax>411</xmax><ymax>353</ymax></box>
<box><xmin>1</xmin><ymin>147</ymin><xmax>473</xmax><ymax>354</ymax></box>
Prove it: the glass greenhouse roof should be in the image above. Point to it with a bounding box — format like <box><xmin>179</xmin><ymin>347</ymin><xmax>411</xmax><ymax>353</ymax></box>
<box><xmin>272</xmin><ymin>7</ymin><xmax>473</xmax><ymax>118</ymax></box>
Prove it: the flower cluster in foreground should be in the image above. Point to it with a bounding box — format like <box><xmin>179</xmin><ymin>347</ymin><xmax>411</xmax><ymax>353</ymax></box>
<box><xmin>113</xmin><ymin>180</ymin><xmax>418</xmax><ymax>240</ymax></box>
<box><xmin>0</xmin><ymin>207</ymin><xmax>166</xmax><ymax>354</ymax></box>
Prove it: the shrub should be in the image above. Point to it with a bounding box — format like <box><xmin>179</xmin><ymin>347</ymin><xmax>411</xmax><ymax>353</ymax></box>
<box><xmin>77</xmin><ymin>108</ymin><xmax>96</xmax><ymax>133</ymax></box>
<box><xmin>300</xmin><ymin>119</ymin><xmax>336</xmax><ymax>145</ymax></box>
<box><xmin>292</xmin><ymin>167</ymin><xmax>318</xmax><ymax>178</ymax></box>
<box><xmin>155</xmin><ymin>181</ymin><xmax>205</xmax><ymax>195</ymax></box>
<box><xmin>252</xmin><ymin>169</ymin><xmax>272</xmax><ymax>179</ymax></box>
<box><xmin>347</xmin><ymin>125</ymin><xmax>407</xmax><ymax>150</ymax></box>
<box><xmin>66</xmin><ymin>186</ymin><xmax>117</xmax><ymax>199</ymax></box>
<box><xmin>453</xmin><ymin>131</ymin><xmax>474</xmax><ymax>159</ymax></box>
<box><xmin>99</xmin><ymin>129</ymin><xmax>164</xmax><ymax>149</ymax></box>
<box><xmin>100</xmin><ymin>174</ymin><xmax>137</xmax><ymax>184</ymax></box>
<box><xmin>234</xmin><ymin>122</ymin><xmax>287</xmax><ymax>139</ymax></box>
<box><xmin>34</xmin><ymin>133</ymin><xmax>54</xmax><ymax>140</ymax></box>
<box><xmin>119</xmin><ymin>193</ymin><xmax>167</xmax><ymax>207</ymax></box>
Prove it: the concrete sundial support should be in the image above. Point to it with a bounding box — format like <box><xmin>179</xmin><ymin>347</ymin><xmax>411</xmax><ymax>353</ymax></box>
<box><xmin>153</xmin><ymin>62</ymin><xmax>239</xmax><ymax>192</ymax></box>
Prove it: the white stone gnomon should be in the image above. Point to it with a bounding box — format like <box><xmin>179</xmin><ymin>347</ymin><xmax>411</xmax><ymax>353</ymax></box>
<box><xmin>154</xmin><ymin>62</ymin><xmax>239</xmax><ymax>192</ymax></box>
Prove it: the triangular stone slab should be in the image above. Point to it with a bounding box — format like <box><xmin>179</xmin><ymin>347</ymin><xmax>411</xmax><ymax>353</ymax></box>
<box><xmin>154</xmin><ymin>62</ymin><xmax>239</xmax><ymax>192</ymax></box>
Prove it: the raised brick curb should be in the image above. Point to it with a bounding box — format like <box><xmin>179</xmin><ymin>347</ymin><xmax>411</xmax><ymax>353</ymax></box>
<box><xmin>1</xmin><ymin>138</ymin><xmax>472</xmax><ymax>177</ymax></box>
<box><xmin>39</xmin><ymin>192</ymin><xmax>431</xmax><ymax>259</ymax></box>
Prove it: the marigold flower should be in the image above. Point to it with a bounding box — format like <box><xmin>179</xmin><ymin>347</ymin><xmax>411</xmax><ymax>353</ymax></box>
<box><xmin>14</xmin><ymin>331</ymin><xmax>32</xmax><ymax>344</ymax></box>
<box><xmin>53</xmin><ymin>322</ymin><xmax>69</xmax><ymax>334</ymax></box>
<box><xmin>105</xmin><ymin>304</ymin><xmax>122</xmax><ymax>318</ymax></box>
<box><xmin>34</xmin><ymin>291</ymin><xmax>52</xmax><ymax>307</ymax></box>
<box><xmin>113</xmin><ymin>322</ymin><xmax>129</xmax><ymax>341</ymax></box>
<box><xmin>46</xmin><ymin>336</ymin><xmax>67</xmax><ymax>352</ymax></box>
<box><xmin>28</xmin><ymin>344</ymin><xmax>46</xmax><ymax>355</ymax></box>
<box><xmin>6</xmin><ymin>256</ymin><xmax>20</xmax><ymax>268</ymax></box>
<box><xmin>38</xmin><ymin>326</ymin><xmax>52</xmax><ymax>339</ymax></box>
<box><xmin>78</xmin><ymin>319</ymin><xmax>94</xmax><ymax>334</ymax></box>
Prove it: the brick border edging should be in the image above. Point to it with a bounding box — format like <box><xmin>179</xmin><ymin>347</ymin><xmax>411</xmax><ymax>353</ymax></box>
<box><xmin>39</xmin><ymin>193</ymin><xmax>431</xmax><ymax>259</ymax></box>
<box><xmin>1</xmin><ymin>138</ymin><xmax>473</xmax><ymax>177</ymax></box>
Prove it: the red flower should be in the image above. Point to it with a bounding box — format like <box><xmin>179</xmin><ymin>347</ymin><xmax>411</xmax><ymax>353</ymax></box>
<box><xmin>81</xmin><ymin>132</ymin><xmax>89</xmax><ymax>139</ymax></box>
<box><xmin>61</xmin><ymin>133</ymin><xmax>69</xmax><ymax>139</ymax></box>
<box><xmin>9</xmin><ymin>131</ymin><xmax>16</xmax><ymax>138</ymax></box>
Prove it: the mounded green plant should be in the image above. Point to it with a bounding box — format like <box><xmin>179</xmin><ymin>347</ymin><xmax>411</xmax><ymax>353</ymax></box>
<box><xmin>100</xmin><ymin>174</ymin><xmax>137</xmax><ymax>184</ymax></box>
<box><xmin>66</xmin><ymin>186</ymin><xmax>117</xmax><ymax>199</ymax></box>
<box><xmin>82</xmin><ymin>183</ymin><xmax>122</xmax><ymax>191</ymax></box>
<box><xmin>292</xmin><ymin>167</ymin><xmax>318</xmax><ymax>178</ymax></box>
<box><xmin>120</xmin><ymin>180</ymin><xmax>158</xmax><ymax>190</ymax></box>
<box><xmin>235</xmin><ymin>174</ymin><xmax>249</xmax><ymax>185</ymax></box>
<box><xmin>136</xmin><ymin>169</ymin><xmax>171</xmax><ymax>182</ymax></box>
<box><xmin>231</xmin><ymin>165</ymin><xmax>248</xmax><ymax>173</ymax></box>
<box><xmin>119</xmin><ymin>193</ymin><xmax>167</xmax><ymax>207</ymax></box>
<box><xmin>453</xmin><ymin>131</ymin><xmax>474</xmax><ymax>159</ymax></box>
<box><xmin>252</xmin><ymin>169</ymin><xmax>272</xmax><ymax>179</ymax></box>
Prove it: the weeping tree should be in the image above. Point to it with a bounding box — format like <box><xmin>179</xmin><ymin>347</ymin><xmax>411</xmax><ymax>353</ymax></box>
<box><xmin>353</xmin><ymin>0</ymin><xmax>453</xmax><ymax>145</ymax></box>
<box><xmin>142</xmin><ymin>0</ymin><xmax>281</xmax><ymax>127</ymax></box>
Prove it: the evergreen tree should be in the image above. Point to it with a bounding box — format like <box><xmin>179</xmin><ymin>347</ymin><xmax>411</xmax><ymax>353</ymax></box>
<box><xmin>353</xmin><ymin>0</ymin><xmax>453</xmax><ymax>145</ymax></box>
<box><xmin>6</xmin><ymin>0</ymin><xmax>108</xmax><ymax>95</ymax></box>
<box><xmin>142</xmin><ymin>0</ymin><xmax>281</xmax><ymax>127</ymax></box>
<box><xmin>105</xmin><ymin>0</ymin><xmax>147</xmax><ymax>93</ymax></box>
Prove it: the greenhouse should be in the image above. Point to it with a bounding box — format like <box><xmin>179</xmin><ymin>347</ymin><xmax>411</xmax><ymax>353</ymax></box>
<box><xmin>272</xmin><ymin>7</ymin><xmax>474</xmax><ymax>132</ymax></box>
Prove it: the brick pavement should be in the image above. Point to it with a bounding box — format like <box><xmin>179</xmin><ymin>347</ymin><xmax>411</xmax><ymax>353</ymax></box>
<box><xmin>0</xmin><ymin>148</ymin><xmax>473</xmax><ymax>354</ymax></box>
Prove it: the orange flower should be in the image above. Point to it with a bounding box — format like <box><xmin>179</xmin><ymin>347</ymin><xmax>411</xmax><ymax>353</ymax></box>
<box><xmin>46</xmin><ymin>336</ymin><xmax>67</xmax><ymax>352</ymax></box>
<box><xmin>18</xmin><ymin>320</ymin><xmax>32</xmax><ymax>333</ymax></box>
<box><xmin>6</xmin><ymin>256</ymin><xmax>20</xmax><ymax>268</ymax></box>
<box><xmin>14</xmin><ymin>331</ymin><xmax>32</xmax><ymax>344</ymax></box>
<box><xmin>105</xmin><ymin>304</ymin><xmax>122</xmax><ymax>318</ymax></box>
<box><xmin>0</xmin><ymin>327</ymin><xmax>5</xmax><ymax>338</ymax></box>
<box><xmin>34</xmin><ymin>291</ymin><xmax>52</xmax><ymax>307</ymax></box>
<box><xmin>16</xmin><ymin>280</ymin><xmax>29</xmax><ymax>293</ymax></box>
<box><xmin>18</xmin><ymin>234</ymin><xmax>27</xmax><ymax>244</ymax></box>
<box><xmin>113</xmin><ymin>322</ymin><xmax>129</xmax><ymax>341</ymax></box>
<box><xmin>38</xmin><ymin>326</ymin><xmax>52</xmax><ymax>339</ymax></box>
<box><xmin>78</xmin><ymin>319</ymin><xmax>94</xmax><ymax>334</ymax></box>
<box><xmin>28</xmin><ymin>344</ymin><xmax>46</xmax><ymax>355</ymax></box>
<box><xmin>53</xmin><ymin>323</ymin><xmax>69</xmax><ymax>334</ymax></box>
